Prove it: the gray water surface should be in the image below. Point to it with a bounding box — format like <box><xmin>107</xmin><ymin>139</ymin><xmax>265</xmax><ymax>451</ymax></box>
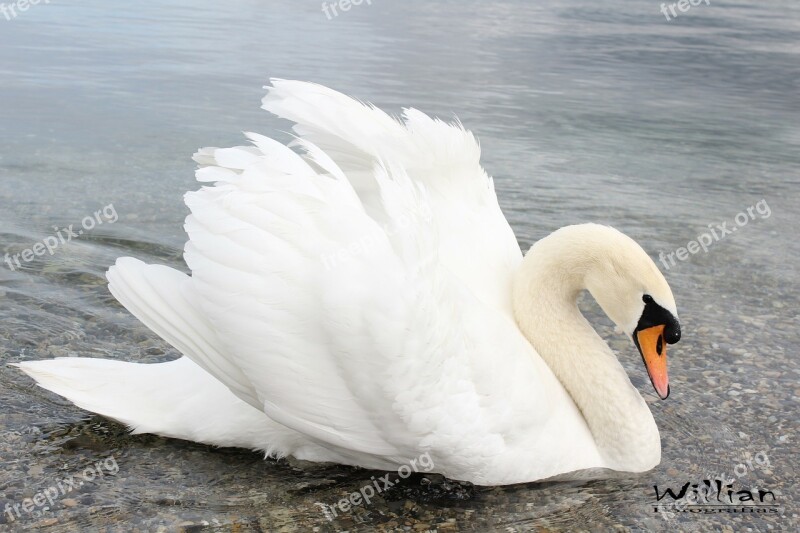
<box><xmin>1</xmin><ymin>0</ymin><xmax>799</xmax><ymax>531</ymax></box>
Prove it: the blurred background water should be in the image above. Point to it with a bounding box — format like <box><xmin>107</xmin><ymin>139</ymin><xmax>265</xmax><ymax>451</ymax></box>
<box><xmin>0</xmin><ymin>0</ymin><xmax>798</xmax><ymax>531</ymax></box>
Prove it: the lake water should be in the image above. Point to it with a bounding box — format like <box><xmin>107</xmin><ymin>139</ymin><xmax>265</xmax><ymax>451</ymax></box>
<box><xmin>1</xmin><ymin>0</ymin><xmax>798</xmax><ymax>531</ymax></box>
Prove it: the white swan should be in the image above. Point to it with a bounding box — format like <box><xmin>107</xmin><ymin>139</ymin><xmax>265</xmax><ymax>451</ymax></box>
<box><xmin>15</xmin><ymin>80</ymin><xmax>681</xmax><ymax>486</ymax></box>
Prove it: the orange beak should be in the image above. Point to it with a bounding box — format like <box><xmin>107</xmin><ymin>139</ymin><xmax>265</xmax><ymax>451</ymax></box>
<box><xmin>636</xmin><ymin>325</ymin><xmax>670</xmax><ymax>399</ymax></box>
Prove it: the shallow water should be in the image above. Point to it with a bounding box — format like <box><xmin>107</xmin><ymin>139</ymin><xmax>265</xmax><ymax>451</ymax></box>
<box><xmin>1</xmin><ymin>0</ymin><xmax>798</xmax><ymax>531</ymax></box>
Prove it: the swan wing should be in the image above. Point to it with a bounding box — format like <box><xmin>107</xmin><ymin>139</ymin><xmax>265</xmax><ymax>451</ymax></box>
<box><xmin>262</xmin><ymin>79</ymin><xmax>523</xmax><ymax>311</ymax></box>
<box><xmin>182</xmin><ymin>100</ymin><xmax>578</xmax><ymax>475</ymax></box>
<box><xmin>16</xmin><ymin>82</ymin><xmax>600</xmax><ymax>483</ymax></box>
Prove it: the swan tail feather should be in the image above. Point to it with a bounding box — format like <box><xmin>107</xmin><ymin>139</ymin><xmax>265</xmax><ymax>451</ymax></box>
<box><xmin>14</xmin><ymin>257</ymin><xmax>290</xmax><ymax>451</ymax></box>
<box><xmin>12</xmin><ymin>357</ymin><xmax>284</xmax><ymax>453</ymax></box>
<box><xmin>105</xmin><ymin>257</ymin><xmax>259</xmax><ymax>406</ymax></box>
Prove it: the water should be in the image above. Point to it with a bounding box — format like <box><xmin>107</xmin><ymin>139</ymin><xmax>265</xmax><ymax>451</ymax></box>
<box><xmin>1</xmin><ymin>0</ymin><xmax>798</xmax><ymax>530</ymax></box>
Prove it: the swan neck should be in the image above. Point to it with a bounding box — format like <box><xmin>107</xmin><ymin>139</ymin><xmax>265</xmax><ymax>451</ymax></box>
<box><xmin>512</xmin><ymin>230</ymin><xmax>660</xmax><ymax>470</ymax></box>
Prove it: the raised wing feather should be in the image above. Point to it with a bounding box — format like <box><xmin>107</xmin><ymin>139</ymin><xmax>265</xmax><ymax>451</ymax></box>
<box><xmin>177</xmin><ymin>82</ymin><xmax>586</xmax><ymax>475</ymax></box>
<box><xmin>262</xmin><ymin>79</ymin><xmax>522</xmax><ymax>311</ymax></box>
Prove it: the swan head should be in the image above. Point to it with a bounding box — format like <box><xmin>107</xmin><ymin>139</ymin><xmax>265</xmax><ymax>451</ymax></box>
<box><xmin>580</xmin><ymin>225</ymin><xmax>681</xmax><ymax>400</ymax></box>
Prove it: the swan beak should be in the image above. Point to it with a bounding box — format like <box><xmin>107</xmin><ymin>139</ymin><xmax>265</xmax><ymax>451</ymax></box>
<box><xmin>636</xmin><ymin>324</ymin><xmax>670</xmax><ymax>400</ymax></box>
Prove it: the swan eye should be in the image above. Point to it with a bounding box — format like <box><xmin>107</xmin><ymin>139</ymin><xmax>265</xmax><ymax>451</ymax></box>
<box><xmin>638</xmin><ymin>294</ymin><xmax>681</xmax><ymax>345</ymax></box>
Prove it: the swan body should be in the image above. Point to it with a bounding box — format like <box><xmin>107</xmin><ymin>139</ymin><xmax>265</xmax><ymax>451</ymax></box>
<box><xmin>15</xmin><ymin>80</ymin><xmax>680</xmax><ymax>485</ymax></box>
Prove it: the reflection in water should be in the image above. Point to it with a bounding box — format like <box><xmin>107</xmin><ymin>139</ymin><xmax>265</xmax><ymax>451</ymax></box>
<box><xmin>0</xmin><ymin>0</ymin><xmax>798</xmax><ymax>530</ymax></box>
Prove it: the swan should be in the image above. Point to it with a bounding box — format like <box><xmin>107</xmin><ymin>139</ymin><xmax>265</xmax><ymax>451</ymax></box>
<box><xmin>15</xmin><ymin>80</ymin><xmax>681</xmax><ymax>486</ymax></box>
